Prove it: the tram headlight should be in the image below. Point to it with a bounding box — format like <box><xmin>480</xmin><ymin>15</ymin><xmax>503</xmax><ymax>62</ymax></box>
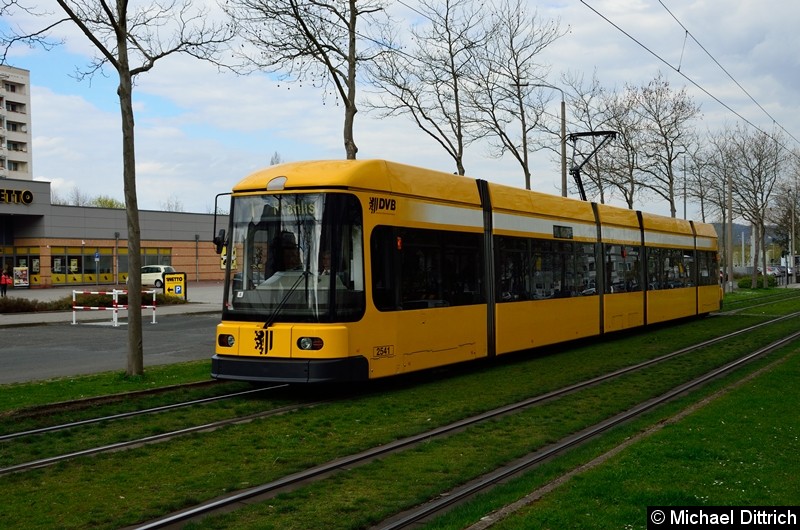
<box><xmin>297</xmin><ymin>337</ymin><xmax>324</xmax><ymax>350</ymax></box>
<box><xmin>218</xmin><ymin>334</ymin><xmax>235</xmax><ymax>348</ymax></box>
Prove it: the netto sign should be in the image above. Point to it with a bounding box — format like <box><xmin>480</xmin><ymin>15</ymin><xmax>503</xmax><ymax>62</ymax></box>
<box><xmin>0</xmin><ymin>188</ymin><xmax>33</xmax><ymax>205</ymax></box>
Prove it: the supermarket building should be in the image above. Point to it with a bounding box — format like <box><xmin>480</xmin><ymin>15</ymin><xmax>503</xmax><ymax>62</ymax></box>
<box><xmin>0</xmin><ymin>177</ymin><xmax>226</xmax><ymax>288</ymax></box>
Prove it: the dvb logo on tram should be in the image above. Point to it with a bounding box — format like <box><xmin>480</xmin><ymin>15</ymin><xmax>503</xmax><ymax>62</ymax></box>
<box><xmin>369</xmin><ymin>197</ymin><xmax>396</xmax><ymax>214</ymax></box>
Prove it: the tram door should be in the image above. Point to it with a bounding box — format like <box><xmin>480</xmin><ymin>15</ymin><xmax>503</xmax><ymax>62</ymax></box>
<box><xmin>370</xmin><ymin>225</ymin><xmax>487</xmax><ymax>374</ymax></box>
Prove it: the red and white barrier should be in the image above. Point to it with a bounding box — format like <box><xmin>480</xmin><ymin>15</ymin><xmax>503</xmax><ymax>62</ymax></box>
<box><xmin>72</xmin><ymin>289</ymin><xmax>157</xmax><ymax>326</ymax></box>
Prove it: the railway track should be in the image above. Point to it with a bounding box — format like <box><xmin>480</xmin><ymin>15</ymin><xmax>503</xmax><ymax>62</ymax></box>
<box><xmin>2</xmin><ymin>296</ymin><xmax>796</xmax><ymax>529</ymax></box>
<box><xmin>0</xmin><ymin>384</ymin><xmax>284</xmax><ymax>442</ymax></box>
<box><xmin>0</xmin><ymin>383</ymin><xmax>333</xmax><ymax>475</ymax></box>
<box><xmin>126</xmin><ymin>315</ymin><xmax>800</xmax><ymax>530</ymax></box>
<box><xmin>5</xmin><ymin>312</ymin><xmax>797</xmax><ymax>479</ymax></box>
<box><xmin>375</xmin><ymin>329</ymin><xmax>800</xmax><ymax>530</ymax></box>
<box><xmin>717</xmin><ymin>289</ymin><xmax>800</xmax><ymax>314</ymax></box>
<box><xmin>0</xmin><ymin>380</ymin><xmax>221</xmax><ymax>421</ymax></box>
<box><xmin>0</xmin><ymin>399</ymin><xmax>328</xmax><ymax>475</ymax></box>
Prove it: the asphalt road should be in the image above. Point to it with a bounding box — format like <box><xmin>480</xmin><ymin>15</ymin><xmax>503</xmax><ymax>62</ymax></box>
<box><xmin>0</xmin><ymin>282</ymin><xmax>225</xmax><ymax>384</ymax></box>
<box><xmin>0</xmin><ymin>313</ymin><xmax>222</xmax><ymax>384</ymax></box>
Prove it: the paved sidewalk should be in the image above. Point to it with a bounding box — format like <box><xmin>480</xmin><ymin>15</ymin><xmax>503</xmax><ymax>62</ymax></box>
<box><xmin>0</xmin><ymin>281</ymin><xmax>224</xmax><ymax>327</ymax></box>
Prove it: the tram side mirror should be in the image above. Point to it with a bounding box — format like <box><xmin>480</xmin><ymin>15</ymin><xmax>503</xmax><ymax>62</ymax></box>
<box><xmin>213</xmin><ymin>229</ymin><xmax>226</xmax><ymax>254</ymax></box>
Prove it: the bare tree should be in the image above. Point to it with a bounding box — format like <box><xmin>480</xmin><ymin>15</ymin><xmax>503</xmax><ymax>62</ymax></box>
<box><xmin>0</xmin><ymin>3</ymin><xmax>63</xmax><ymax>60</ymax></box>
<box><xmin>367</xmin><ymin>0</ymin><xmax>486</xmax><ymax>175</ymax></box>
<box><xmin>695</xmin><ymin>131</ymin><xmax>734</xmax><ymax>280</ymax></box>
<box><xmin>466</xmin><ymin>0</ymin><xmax>562</xmax><ymax>188</ymax></box>
<box><xmin>49</xmin><ymin>188</ymin><xmax>67</xmax><ymax>205</ymax></box>
<box><xmin>160</xmin><ymin>194</ymin><xmax>185</xmax><ymax>212</ymax></box>
<box><xmin>562</xmin><ymin>72</ymin><xmax>616</xmax><ymax>202</ymax></box>
<box><xmin>48</xmin><ymin>186</ymin><xmax>85</xmax><ymax>206</ymax></box>
<box><xmin>226</xmin><ymin>0</ymin><xmax>390</xmax><ymax>160</ymax></box>
<box><xmin>269</xmin><ymin>151</ymin><xmax>284</xmax><ymax>166</ymax></box>
<box><xmin>47</xmin><ymin>187</ymin><xmax>124</xmax><ymax>208</ymax></box>
<box><xmin>68</xmin><ymin>185</ymin><xmax>93</xmax><ymax>206</ymax></box>
<box><xmin>786</xmin><ymin>151</ymin><xmax>800</xmax><ymax>264</ymax></box>
<box><xmin>1</xmin><ymin>0</ymin><xmax>232</xmax><ymax>375</ymax></box>
<box><xmin>769</xmin><ymin>178</ymin><xmax>797</xmax><ymax>262</ymax></box>
<box><xmin>635</xmin><ymin>73</ymin><xmax>701</xmax><ymax>217</ymax></box>
<box><xmin>764</xmin><ymin>146</ymin><xmax>799</xmax><ymax>276</ymax></box>
<box><xmin>724</xmin><ymin>124</ymin><xmax>785</xmax><ymax>287</ymax></box>
<box><xmin>684</xmin><ymin>135</ymin><xmax>725</xmax><ymax>224</ymax></box>
<box><xmin>593</xmin><ymin>84</ymin><xmax>647</xmax><ymax>209</ymax></box>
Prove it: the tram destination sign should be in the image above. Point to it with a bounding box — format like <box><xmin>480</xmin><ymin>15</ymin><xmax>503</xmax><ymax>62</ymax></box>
<box><xmin>553</xmin><ymin>225</ymin><xmax>574</xmax><ymax>239</ymax></box>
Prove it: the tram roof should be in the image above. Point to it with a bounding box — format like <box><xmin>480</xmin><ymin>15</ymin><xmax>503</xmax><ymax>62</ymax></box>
<box><xmin>233</xmin><ymin>159</ymin><xmax>482</xmax><ymax>206</ymax></box>
<box><xmin>486</xmin><ymin>180</ymin><xmax>596</xmax><ymax>223</ymax></box>
<box><xmin>232</xmin><ymin>159</ymin><xmax>718</xmax><ymax>242</ymax></box>
<box><xmin>641</xmin><ymin>211</ymin><xmax>694</xmax><ymax>235</ymax></box>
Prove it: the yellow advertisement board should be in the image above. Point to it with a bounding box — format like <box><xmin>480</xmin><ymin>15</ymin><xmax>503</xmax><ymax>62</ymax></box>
<box><xmin>164</xmin><ymin>272</ymin><xmax>187</xmax><ymax>300</ymax></box>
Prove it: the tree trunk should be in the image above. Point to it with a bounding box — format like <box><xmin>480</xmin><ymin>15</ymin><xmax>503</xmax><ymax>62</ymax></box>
<box><xmin>343</xmin><ymin>0</ymin><xmax>358</xmax><ymax>160</ymax></box>
<box><xmin>117</xmin><ymin>40</ymin><xmax>144</xmax><ymax>376</ymax></box>
<box><xmin>751</xmin><ymin>228</ymin><xmax>760</xmax><ymax>289</ymax></box>
<box><xmin>344</xmin><ymin>104</ymin><xmax>358</xmax><ymax>160</ymax></box>
<box><xmin>760</xmin><ymin>224</ymin><xmax>769</xmax><ymax>289</ymax></box>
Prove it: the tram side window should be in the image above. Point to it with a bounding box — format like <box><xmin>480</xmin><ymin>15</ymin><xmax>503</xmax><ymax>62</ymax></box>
<box><xmin>496</xmin><ymin>237</ymin><xmax>530</xmax><ymax>301</ymax></box>
<box><xmin>579</xmin><ymin>243</ymin><xmax>598</xmax><ymax>294</ymax></box>
<box><xmin>371</xmin><ymin>226</ymin><xmax>399</xmax><ymax>311</ymax></box>
<box><xmin>710</xmin><ymin>251</ymin><xmax>720</xmax><ymax>285</ymax></box>
<box><xmin>604</xmin><ymin>245</ymin><xmax>642</xmax><ymax>293</ymax></box>
<box><xmin>647</xmin><ymin>247</ymin><xmax>693</xmax><ymax>289</ymax></box>
<box><xmin>496</xmin><ymin>236</ymin><xmax>598</xmax><ymax>301</ymax></box>
<box><xmin>370</xmin><ymin>226</ymin><xmax>484</xmax><ymax>311</ymax></box>
<box><xmin>695</xmin><ymin>250</ymin><xmax>719</xmax><ymax>286</ymax></box>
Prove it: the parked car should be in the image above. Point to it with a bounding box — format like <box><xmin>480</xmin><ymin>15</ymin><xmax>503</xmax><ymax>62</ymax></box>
<box><xmin>128</xmin><ymin>265</ymin><xmax>176</xmax><ymax>288</ymax></box>
<box><xmin>757</xmin><ymin>266</ymin><xmax>781</xmax><ymax>276</ymax></box>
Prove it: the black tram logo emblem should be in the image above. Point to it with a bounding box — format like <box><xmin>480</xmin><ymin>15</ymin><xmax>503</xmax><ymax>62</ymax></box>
<box><xmin>255</xmin><ymin>330</ymin><xmax>274</xmax><ymax>355</ymax></box>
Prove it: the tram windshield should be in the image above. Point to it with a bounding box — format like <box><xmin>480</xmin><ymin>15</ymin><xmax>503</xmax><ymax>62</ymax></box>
<box><xmin>222</xmin><ymin>193</ymin><xmax>365</xmax><ymax>323</ymax></box>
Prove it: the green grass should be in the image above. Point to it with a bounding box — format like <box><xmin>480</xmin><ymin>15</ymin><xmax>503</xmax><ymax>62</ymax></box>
<box><xmin>0</xmin><ymin>293</ymin><xmax>795</xmax><ymax>529</ymax></box>
<box><xmin>722</xmin><ymin>287</ymin><xmax>800</xmax><ymax>306</ymax></box>
<box><xmin>183</xmin><ymin>325</ymin><xmax>800</xmax><ymax>530</ymax></box>
<box><xmin>0</xmin><ymin>314</ymin><xmax>787</xmax><ymax>529</ymax></box>
<box><xmin>0</xmin><ymin>360</ymin><xmax>213</xmax><ymax>413</ymax></box>
<box><xmin>482</xmin><ymin>346</ymin><xmax>800</xmax><ymax>530</ymax></box>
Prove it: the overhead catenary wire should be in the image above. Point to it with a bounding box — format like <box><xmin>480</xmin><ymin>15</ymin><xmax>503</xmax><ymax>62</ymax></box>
<box><xmin>656</xmin><ymin>0</ymin><xmax>800</xmax><ymax>147</ymax></box>
<box><xmin>581</xmin><ymin>0</ymin><xmax>800</xmax><ymax>160</ymax></box>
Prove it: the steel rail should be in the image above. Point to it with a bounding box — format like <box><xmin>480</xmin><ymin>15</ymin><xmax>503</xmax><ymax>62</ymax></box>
<box><xmin>717</xmin><ymin>290</ymin><xmax>800</xmax><ymax>314</ymax></box>
<box><xmin>2</xmin><ymin>380</ymin><xmax>220</xmax><ymax>420</ymax></box>
<box><xmin>0</xmin><ymin>385</ymin><xmax>286</xmax><ymax>442</ymax></box>
<box><xmin>0</xmin><ymin>397</ymin><xmax>323</xmax><ymax>476</ymax></box>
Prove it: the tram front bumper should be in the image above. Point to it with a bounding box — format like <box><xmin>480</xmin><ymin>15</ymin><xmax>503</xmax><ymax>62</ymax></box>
<box><xmin>211</xmin><ymin>354</ymin><xmax>369</xmax><ymax>383</ymax></box>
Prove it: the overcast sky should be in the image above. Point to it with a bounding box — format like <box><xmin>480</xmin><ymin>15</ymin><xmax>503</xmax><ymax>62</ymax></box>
<box><xmin>2</xmin><ymin>0</ymin><xmax>798</xmax><ymax>218</ymax></box>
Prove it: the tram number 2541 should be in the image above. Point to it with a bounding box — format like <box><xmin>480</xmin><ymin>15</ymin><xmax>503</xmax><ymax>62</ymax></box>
<box><xmin>373</xmin><ymin>345</ymin><xmax>395</xmax><ymax>359</ymax></box>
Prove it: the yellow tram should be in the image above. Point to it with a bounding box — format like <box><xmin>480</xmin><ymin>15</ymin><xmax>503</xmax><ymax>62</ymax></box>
<box><xmin>211</xmin><ymin>160</ymin><xmax>720</xmax><ymax>383</ymax></box>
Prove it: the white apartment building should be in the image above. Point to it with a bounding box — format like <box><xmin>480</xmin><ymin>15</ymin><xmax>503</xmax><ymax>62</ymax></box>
<box><xmin>0</xmin><ymin>65</ymin><xmax>32</xmax><ymax>180</ymax></box>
